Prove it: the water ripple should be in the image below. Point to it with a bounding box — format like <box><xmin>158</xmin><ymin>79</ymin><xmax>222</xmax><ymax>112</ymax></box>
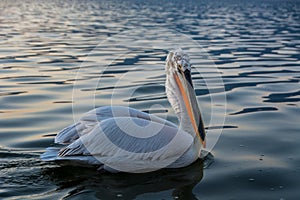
<box><xmin>229</xmin><ymin>107</ymin><xmax>278</xmax><ymax>115</ymax></box>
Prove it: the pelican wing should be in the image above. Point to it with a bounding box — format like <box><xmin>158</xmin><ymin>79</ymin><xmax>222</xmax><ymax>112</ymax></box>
<box><xmin>57</xmin><ymin>117</ymin><xmax>194</xmax><ymax>173</ymax></box>
<box><xmin>55</xmin><ymin>106</ymin><xmax>177</xmax><ymax>144</ymax></box>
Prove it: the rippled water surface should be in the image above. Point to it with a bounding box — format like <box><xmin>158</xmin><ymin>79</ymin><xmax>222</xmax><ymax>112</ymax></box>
<box><xmin>1</xmin><ymin>0</ymin><xmax>300</xmax><ymax>199</ymax></box>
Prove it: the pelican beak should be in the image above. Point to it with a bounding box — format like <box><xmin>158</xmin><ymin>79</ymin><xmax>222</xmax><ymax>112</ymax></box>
<box><xmin>174</xmin><ymin>68</ymin><xmax>206</xmax><ymax>148</ymax></box>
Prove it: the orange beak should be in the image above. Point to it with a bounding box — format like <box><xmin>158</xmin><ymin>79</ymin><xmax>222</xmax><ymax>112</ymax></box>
<box><xmin>174</xmin><ymin>70</ymin><xmax>206</xmax><ymax>148</ymax></box>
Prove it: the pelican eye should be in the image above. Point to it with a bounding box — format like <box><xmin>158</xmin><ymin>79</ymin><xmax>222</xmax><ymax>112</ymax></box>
<box><xmin>177</xmin><ymin>63</ymin><xmax>184</xmax><ymax>73</ymax></box>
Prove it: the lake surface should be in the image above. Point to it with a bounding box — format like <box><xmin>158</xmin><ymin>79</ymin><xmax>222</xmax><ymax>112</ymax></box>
<box><xmin>1</xmin><ymin>0</ymin><xmax>300</xmax><ymax>199</ymax></box>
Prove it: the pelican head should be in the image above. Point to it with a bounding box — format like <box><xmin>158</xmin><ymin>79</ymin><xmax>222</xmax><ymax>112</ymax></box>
<box><xmin>166</xmin><ymin>48</ymin><xmax>206</xmax><ymax>147</ymax></box>
<box><xmin>166</xmin><ymin>48</ymin><xmax>191</xmax><ymax>74</ymax></box>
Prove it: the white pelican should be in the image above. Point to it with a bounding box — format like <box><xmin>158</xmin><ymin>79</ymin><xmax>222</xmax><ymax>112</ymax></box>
<box><xmin>41</xmin><ymin>48</ymin><xmax>206</xmax><ymax>173</ymax></box>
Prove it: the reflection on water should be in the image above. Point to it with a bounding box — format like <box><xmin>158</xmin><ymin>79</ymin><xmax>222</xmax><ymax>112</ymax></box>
<box><xmin>43</xmin><ymin>159</ymin><xmax>204</xmax><ymax>200</ymax></box>
<box><xmin>0</xmin><ymin>0</ymin><xmax>300</xmax><ymax>199</ymax></box>
<box><xmin>0</xmin><ymin>148</ymin><xmax>210</xmax><ymax>199</ymax></box>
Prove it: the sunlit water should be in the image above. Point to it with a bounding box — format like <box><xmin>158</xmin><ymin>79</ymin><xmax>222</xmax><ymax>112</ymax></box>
<box><xmin>1</xmin><ymin>0</ymin><xmax>300</xmax><ymax>199</ymax></box>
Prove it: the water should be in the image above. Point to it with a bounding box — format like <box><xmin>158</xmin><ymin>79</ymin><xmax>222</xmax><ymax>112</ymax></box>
<box><xmin>0</xmin><ymin>0</ymin><xmax>300</xmax><ymax>199</ymax></box>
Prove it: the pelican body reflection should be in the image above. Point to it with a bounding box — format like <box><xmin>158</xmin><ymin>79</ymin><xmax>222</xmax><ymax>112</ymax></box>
<box><xmin>42</xmin><ymin>158</ymin><xmax>205</xmax><ymax>199</ymax></box>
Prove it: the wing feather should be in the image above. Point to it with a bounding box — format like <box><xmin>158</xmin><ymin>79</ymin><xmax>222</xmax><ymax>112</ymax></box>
<box><xmin>58</xmin><ymin>117</ymin><xmax>194</xmax><ymax>172</ymax></box>
<box><xmin>55</xmin><ymin>106</ymin><xmax>177</xmax><ymax>144</ymax></box>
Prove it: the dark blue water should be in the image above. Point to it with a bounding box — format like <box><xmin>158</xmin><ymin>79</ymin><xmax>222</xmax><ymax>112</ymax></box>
<box><xmin>0</xmin><ymin>0</ymin><xmax>300</xmax><ymax>199</ymax></box>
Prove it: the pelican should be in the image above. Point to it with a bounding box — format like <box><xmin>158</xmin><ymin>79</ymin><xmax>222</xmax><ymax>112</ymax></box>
<box><xmin>41</xmin><ymin>48</ymin><xmax>206</xmax><ymax>173</ymax></box>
